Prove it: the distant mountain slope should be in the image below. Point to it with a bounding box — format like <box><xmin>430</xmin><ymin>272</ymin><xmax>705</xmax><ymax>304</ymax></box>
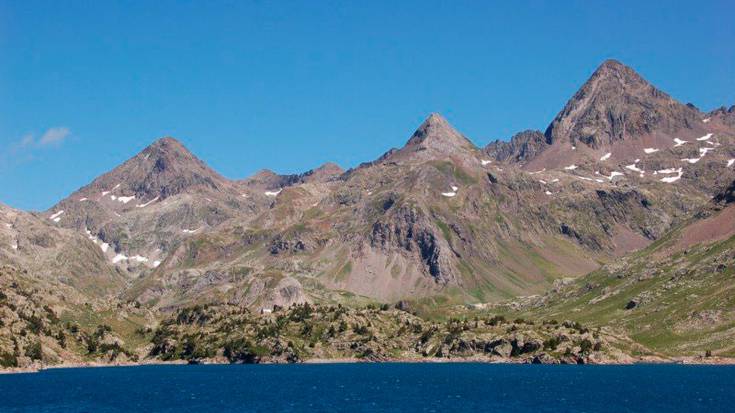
<box><xmin>125</xmin><ymin>111</ymin><xmax>724</xmax><ymax>311</ymax></box>
<box><xmin>0</xmin><ymin>59</ymin><xmax>728</xmax><ymax>314</ymax></box>
<box><xmin>485</xmin><ymin>60</ymin><xmax>726</xmax><ymax>171</ymax></box>
<box><xmin>1</xmin><ymin>203</ymin><xmax>122</xmax><ymax>296</ymax></box>
<box><xmin>512</xmin><ymin>183</ymin><xmax>735</xmax><ymax>357</ymax></box>
<box><xmin>4</xmin><ymin>59</ymin><xmax>735</xmax><ymax>369</ymax></box>
<box><xmin>45</xmin><ymin>138</ymin><xmax>268</xmax><ymax>280</ymax></box>
<box><xmin>545</xmin><ymin>59</ymin><xmax>701</xmax><ymax>149</ymax></box>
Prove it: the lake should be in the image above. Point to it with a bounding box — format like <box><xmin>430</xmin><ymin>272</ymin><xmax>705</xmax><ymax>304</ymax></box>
<box><xmin>1</xmin><ymin>363</ymin><xmax>733</xmax><ymax>412</ymax></box>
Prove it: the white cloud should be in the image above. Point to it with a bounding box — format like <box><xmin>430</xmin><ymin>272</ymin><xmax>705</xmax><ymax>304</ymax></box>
<box><xmin>19</xmin><ymin>134</ymin><xmax>35</xmax><ymax>147</ymax></box>
<box><xmin>8</xmin><ymin>127</ymin><xmax>72</xmax><ymax>151</ymax></box>
<box><xmin>38</xmin><ymin>127</ymin><xmax>71</xmax><ymax>146</ymax></box>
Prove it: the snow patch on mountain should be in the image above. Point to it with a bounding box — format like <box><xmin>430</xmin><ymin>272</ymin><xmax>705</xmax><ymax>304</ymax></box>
<box><xmin>49</xmin><ymin>210</ymin><xmax>64</xmax><ymax>222</ymax></box>
<box><xmin>129</xmin><ymin>255</ymin><xmax>149</xmax><ymax>263</ymax></box>
<box><xmin>117</xmin><ymin>195</ymin><xmax>135</xmax><ymax>204</ymax></box>
<box><xmin>136</xmin><ymin>196</ymin><xmax>159</xmax><ymax>208</ymax></box>
<box><xmin>85</xmin><ymin>228</ymin><xmax>111</xmax><ymax>253</ymax></box>
<box><xmin>625</xmin><ymin>161</ymin><xmax>644</xmax><ymax>173</ymax></box>
<box><xmin>699</xmin><ymin>147</ymin><xmax>714</xmax><ymax>156</ymax></box>
<box><xmin>660</xmin><ymin>168</ymin><xmax>683</xmax><ymax>183</ymax></box>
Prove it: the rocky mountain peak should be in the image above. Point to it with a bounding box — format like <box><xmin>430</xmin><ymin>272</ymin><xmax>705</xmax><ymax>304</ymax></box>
<box><xmin>594</xmin><ymin>59</ymin><xmax>641</xmax><ymax>79</ymax></box>
<box><xmin>146</xmin><ymin>136</ymin><xmax>187</xmax><ymax>151</ymax></box>
<box><xmin>544</xmin><ymin>59</ymin><xmax>701</xmax><ymax>150</ymax></box>
<box><xmin>312</xmin><ymin>162</ymin><xmax>343</xmax><ymax>175</ymax></box>
<box><xmin>406</xmin><ymin>113</ymin><xmax>461</xmax><ymax>145</ymax></box>
<box><xmin>141</xmin><ymin>136</ymin><xmax>206</xmax><ymax>168</ymax></box>
<box><xmin>484</xmin><ymin>130</ymin><xmax>549</xmax><ymax>164</ymax></box>
<box><xmin>61</xmin><ymin>137</ymin><xmax>229</xmax><ymax>204</ymax></box>
<box><xmin>301</xmin><ymin>162</ymin><xmax>344</xmax><ymax>183</ymax></box>
<box><xmin>388</xmin><ymin>113</ymin><xmax>476</xmax><ymax>162</ymax></box>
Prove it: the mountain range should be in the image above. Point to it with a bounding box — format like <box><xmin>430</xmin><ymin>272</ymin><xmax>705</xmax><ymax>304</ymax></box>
<box><xmin>2</xmin><ymin>59</ymin><xmax>735</xmax><ymax>368</ymax></box>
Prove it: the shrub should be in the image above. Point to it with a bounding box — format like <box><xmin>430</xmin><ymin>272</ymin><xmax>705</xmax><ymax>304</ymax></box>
<box><xmin>419</xmin><ymin>327</ymin><xmax>435</xmax><ymax>344</ymax></box>
<box><xmin>223</xmin><ymin>339</ymin><xmax>267</xmax><ymax>363</ymax></box>
<box><xmin>485</xmin><ymin>315</ymin><xmax>506</xmax><ymax>326</ymax></box>
<box><xmin>289</xmin><ymin>303</ymin><xmax>313</xmax><ymax>322</ymax></box>
<box><xmin>543</xmin><ymin>336</ymin><xmax>561</xmax><ymax>351</ymax></box>
<box><xmin>25</xmin><ymin>341</ymin><xmax>42</xmax><ymax>360</ymax></box>
<box><xmin>353</xmin><ymin>324</ymin><xmax>370</xmax><ymax>335</ymax></box>
<box><xmin>0</xmin><ymin>352</ymin><xmax>17</xmax><ymax>368</ymax></box>
<box><xmin>579</xmin><ymin>339</ymin><xmax>593</xmax><ymax>354</ymax></box>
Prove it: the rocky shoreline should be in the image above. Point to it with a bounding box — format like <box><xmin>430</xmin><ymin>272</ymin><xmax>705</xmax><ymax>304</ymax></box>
<box><xmin>3</xmin><ymin>355</ymin><xmax>735</xmax><ymax>375</ymax></box>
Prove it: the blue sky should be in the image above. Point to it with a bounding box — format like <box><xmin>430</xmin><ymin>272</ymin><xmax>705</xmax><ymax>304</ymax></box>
<box><xmin>1</xmin><ymin>1</ymin><xmax>733</xmax><ymax>211</ymax></box>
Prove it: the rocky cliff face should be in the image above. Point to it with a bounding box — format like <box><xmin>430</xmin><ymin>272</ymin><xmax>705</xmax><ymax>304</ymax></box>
<box><xmin>544</xmin><ymin>59</ymin><xmax>701</xmax><ymax>149</ymax></box>
<box><xmin>486</xmin><ymin>60</ymin><xmax>722</xmax><ymax>174</ymax></box>
<box><xmin>369</xmin><ymin>204</ymin><xmax>455</xmax><ymax>284</ymax></box>
<box><xmin>485</xmin><ymin>130</ymin><xmax>549</xmax><ymax>163</ymax></box>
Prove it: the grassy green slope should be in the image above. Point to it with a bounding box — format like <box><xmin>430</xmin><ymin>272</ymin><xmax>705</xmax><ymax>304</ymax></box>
<box><xmin>512</xmin><ymin>214</ymin><xmax>735</xmax><ymax>357</ymax></box>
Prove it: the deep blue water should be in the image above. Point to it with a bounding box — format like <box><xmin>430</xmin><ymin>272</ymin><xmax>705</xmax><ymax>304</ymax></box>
<box><xmin>0</xmin><ymin>363</ymin><xmax>734</xmax><ymax>412</ymax></box>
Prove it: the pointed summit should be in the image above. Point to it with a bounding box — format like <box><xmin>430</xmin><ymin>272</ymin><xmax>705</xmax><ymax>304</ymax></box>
<box><xmin>61</xmin><ymin>136</ymin><xmax>229</xmax><ymax>204</ymax></box>
<box><xmin>385</xmin><ymin>113</ymin><xmax>476</xmax><ymax>163</ymax></box>
<box><xmin>596</xmin><ymin>58</ymin><xmax>633</xmax><ymax>72</ymax></box>
<box><xmin>144</xmin><ymin>136</ymin><xmax>191</xmax><ymax>156</ymax></box>
<box><xmin>140</xmin><ymin>136</ymin><xmax>211</xmax><ymax>174</ymax></box>
<box><xmin>587</xmin><ymin>59</ymin><xmax>650</xmax><ymax>89</ymax></box>
<box><xmin>544</xmin><ymin>59</ymin><xmax>700</xmax><ymax>149</ymax></box>
<box><xmin>406</xmin><ymin>113</ymin><xmax>462</xmax><ymax>146</ymax></box>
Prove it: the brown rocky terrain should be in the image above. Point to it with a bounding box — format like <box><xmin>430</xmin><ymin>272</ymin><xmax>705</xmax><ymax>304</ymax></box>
<box><xmin>17</xmin><ymin>59</ymin><xmax>731</xmax><ymax>313</ymax></box>
<box><xmin>2</xmin><ymin>59</ymin><xmax>735</xmax><ymax>369</ymax></box>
